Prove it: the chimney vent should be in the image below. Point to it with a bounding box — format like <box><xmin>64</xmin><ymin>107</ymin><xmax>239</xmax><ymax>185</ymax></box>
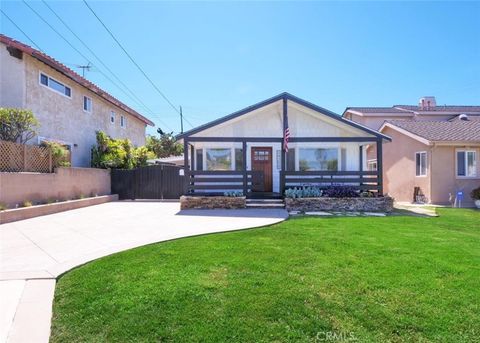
<box><xmin>419</xmin><ymin>96</ymin><xmax>436</xmax><ymax>110</ymax></box>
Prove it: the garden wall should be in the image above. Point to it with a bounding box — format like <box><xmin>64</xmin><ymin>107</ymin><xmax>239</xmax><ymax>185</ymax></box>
<box><xmin>285</xmin><ymin>197</ymin><xmax>394</xmax><ymax>212</ymax></box>
<box><xmin>180</xmin><ymin>196</ymin><xmax>246</xmax><ymax>210</ymax></box>
<box><xmin>0</xmin><ymin>167</ymin><xmax>111</xmax><ymax>207</ymax></box>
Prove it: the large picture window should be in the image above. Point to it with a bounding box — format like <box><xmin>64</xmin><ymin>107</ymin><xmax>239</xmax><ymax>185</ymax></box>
<box><xmin>299</xmin><ymin>148</ymin><xmax>338</xmax><ymax>171</ymax></box>
<box><xmin>206</xmin><ymin>148</ymin><xmax>231</xmax><ymax>171</ymax></box>
<box><xmin>415</xmin><ymin>152</ymin><xmax>427</xmax><ymax>176</ymax></box>
<box><xmin>457</xmin><ymin>150</ymin><xmax>477</xmax><ymax>177</ymax></box>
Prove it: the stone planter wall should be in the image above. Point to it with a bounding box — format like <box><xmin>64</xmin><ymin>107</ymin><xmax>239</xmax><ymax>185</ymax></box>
<box><xmin>180</xmin><ymin>196</ymin><xmax>246</xmax><ymax>210</ymax></box>
<box><xmin>0</xmin><ymin>194</ymin><xmax>119</xmax><ymax>224</ymax></box>
<box><xmin>285</xmin><ymin>196</ymin><xmax>394</xmax><ymax>212</ymax></box>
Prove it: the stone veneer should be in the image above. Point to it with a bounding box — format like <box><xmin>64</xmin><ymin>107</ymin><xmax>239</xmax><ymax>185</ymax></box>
<box><xmin>285</xmin><ymin>197</ymin><xmax>394</xmax><ymax>212</ymax></box>
<box><xmin>180</xmin><ymin>196</ymin><xmax>246</xmax><ymax>210</ymax></box>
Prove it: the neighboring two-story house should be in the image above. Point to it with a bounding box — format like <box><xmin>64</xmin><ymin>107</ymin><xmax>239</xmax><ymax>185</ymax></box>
<box><xmin>0</xmin><ymin>34</ymin><xmax>154</xmax><ymax>167</ymax></box>
<box><xmin>343</xmin><ymin>97</ymin><xmax>480</xmax><ymax>206</ymax></box>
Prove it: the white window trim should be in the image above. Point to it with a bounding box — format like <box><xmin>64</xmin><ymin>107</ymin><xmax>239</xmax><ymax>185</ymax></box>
<box><xmin>110</xmin><ymin>111</ymin><xmax>116</xmax><ymax>125</ymax></box>
<box><xmin>367</xmin><ymin>159</ymin><xmax>377</xmax><ymax>171</ymax></box>
<box><xmin>415</xmin><ymin>151</ymin><xmax>428</xmax><ymax>177</ymax></box>
<box><xmin>456</xmin><ymin>149</ymin><xmax>478</xmax><ymax>179</ymax></box>
<box><xmin>38</xmin><ymin>71</ymin><xmax>72</xmax><ymax>98</ymax></box>
<box><xmin>83</xmin><ymin>95</ymin><xmax>92</xmax><ymax>113</ymax></box>
<box><xmin>120</xmin><ymin>115</ymin><xmax>126</xmax><ymax>128</ymax></box>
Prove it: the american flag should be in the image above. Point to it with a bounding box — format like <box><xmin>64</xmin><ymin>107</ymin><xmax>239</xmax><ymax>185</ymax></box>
<box><xmin>283</xmin><ymin>126</ymin><xmax>290</xmax><ymax>152</ymax></box>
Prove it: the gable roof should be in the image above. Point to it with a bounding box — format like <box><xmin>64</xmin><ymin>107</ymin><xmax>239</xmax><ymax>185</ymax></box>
<box><xmin>344</xmin><ymin>104</ymin><xmax>480</xmax><ymax>117</ymax></box>
<box><xmin>177</xmin><ymin>92</ymin><xmax>390</xmax><ymax>140</ymax></box>
<box><xmin>0</xmin><ymin>34</ymin><xmax>154</xmax><ymax>126</ymax></box>
<box><xmin>381</xmin><ymin>120</ymin><xmax>480</xmax><ymax>144</ymax></box>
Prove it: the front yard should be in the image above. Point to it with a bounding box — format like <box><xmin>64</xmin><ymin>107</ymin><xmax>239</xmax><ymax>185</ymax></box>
<box><xmin>51</xmin><ymin>209</ymin><xmax>479</xmax><ymax>342</ymax></box>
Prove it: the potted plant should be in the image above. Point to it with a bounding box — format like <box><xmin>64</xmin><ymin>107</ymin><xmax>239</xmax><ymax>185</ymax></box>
<box><xmin>470</xmin><ymin>187</ymin><xmax>480</xmax><ymax>209</ymax></box>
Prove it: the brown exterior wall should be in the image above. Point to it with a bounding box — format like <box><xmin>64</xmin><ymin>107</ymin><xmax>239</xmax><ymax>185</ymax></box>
<box><xmin>0</xmin><ymin>167</ymin><xmax>111</xmax><ymax>207</ymax></box>
<box><xmin>380</xmin><ymin>127</ymin><xmax>432</xmax><ymax>202</ymax></box>
<box><xmin>430</xmin><ymin>146</ymin><xmax>480</xmax><ymax>206</ymax></box>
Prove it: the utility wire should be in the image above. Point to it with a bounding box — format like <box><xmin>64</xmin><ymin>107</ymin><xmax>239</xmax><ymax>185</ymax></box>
<box><xmin>0</xmin><ymin>9</ymin><xmax>43</xmax><ymax>51</ymax></box>
<box><xmin>40</xmin><ymin>0</ymin><xmax>164</xmax><ymax>121</ymax></box>
<box><xmin>82</xmin><ymin>0</ymin><xmax>195</xmax><ymax>129</ymax></box>
<box><xmin>22</xmin><ymin>0</ymin><xmax>173</xmax><ymax>131</ymax></box>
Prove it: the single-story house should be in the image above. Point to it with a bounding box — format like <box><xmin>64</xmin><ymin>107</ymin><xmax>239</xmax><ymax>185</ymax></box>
<box><xmin>176</xmin><ymin>93</ymin><xmax>391</xmax><ymax>198</ymax></box>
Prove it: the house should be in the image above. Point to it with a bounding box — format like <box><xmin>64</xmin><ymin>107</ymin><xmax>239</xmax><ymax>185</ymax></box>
<box><xmin>0</xmin><ymin>34</ymin><xmax>154</xmax><ymax>167</ymax></box>
<box><xmin>176</xmin><ymin>93</ymin><xmax>391</xmax><ymax>198</ymax></box>
<box><xmin>343</xmin><ymin>97</ymin><xmax>480</xmax><ymax>205</ymax></box>
<box><xmin>148</xmin><ymin>155</ymin><xmax>185</xmax><ymax>166</ymax></box>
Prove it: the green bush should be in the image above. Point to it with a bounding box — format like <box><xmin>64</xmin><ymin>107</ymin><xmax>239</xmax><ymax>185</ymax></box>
<box><xmin>0</xmin><ymin>202</ymin><xmax>7</xmax><ymax>211</ymax></box>
<box><xmin>22</xmin><ymin>200</ymin><xmax>33</xmax><ymax>207</ymax></box>
<box><xmin>470</xmin><ymin>187</ymin><xmax>480</xmax><ymax>200</ymax></box>
<box><xmin>40</xmin><ymin>141</ymin><xmax>71</xmax><ymax>167</ymax></box>
<box><xmin>0</xmin><ymin>108</ymin><xmax>39</xmax><ymax>143</ymax></box>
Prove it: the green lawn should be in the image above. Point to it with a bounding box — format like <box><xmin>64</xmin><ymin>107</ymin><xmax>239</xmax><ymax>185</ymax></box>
<box><xmin>51</xmin><ymin>209</ymin><xmax>480</xmax><ymax>342</ymax></box>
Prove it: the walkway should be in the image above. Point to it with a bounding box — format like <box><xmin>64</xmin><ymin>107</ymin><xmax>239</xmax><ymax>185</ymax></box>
<box><xmin>0</xmin><ymin>201</ymin><xmax>287</xmax><ymax>343</ymax></box>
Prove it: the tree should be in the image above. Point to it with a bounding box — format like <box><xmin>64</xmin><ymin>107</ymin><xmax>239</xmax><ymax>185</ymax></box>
<box><xmin>146</xmin><ymin>131</ymin><xmax>183</xmax><ymax>158</ymax></box>
<box><xmin>0</xmin><ymin>108</ymin><xmax>39</xmax><ymax>143</ymax></box>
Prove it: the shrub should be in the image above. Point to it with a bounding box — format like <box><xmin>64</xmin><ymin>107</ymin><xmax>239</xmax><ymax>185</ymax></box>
<box><xmin>224</xmin><ymin>191</ymin><xmax>244</xmax><ymax>197</ymax></box>
<box><xmin>40</xmin><ymin>141</ymin><xmax>71</xmax><ymax>167</ymax></box>
<box><xmin>360</xmin><ymin>191</ymin><xmax>375</xmax><ymax>198</ymax></box>
<box><xmin>22</xmin><ymin>200</ymin><xmax>33</xmax><ymax>207</ymax></box>
<box><xmin>0</xmin><ymin>202</ymin><xmax>7</xmax><ymax>211</ymax></box>
<box><xmin>323</xmin><ymin>185</ymin><xmax>358</xmax><ymax>198</ymax></box>
<box><xmin>470</xmin><ymin>187</ymin><xmax>480</xmax><ymax>200</ymax></box>
<box><xmin>285</xmin><ymin>186</ymin><xmax>322</xmax><ymax>198</ymax></box>
<box><xmin>0</xmin><ymin>108</ymin><xmax>39</xmax><ymax>143</ymax></box>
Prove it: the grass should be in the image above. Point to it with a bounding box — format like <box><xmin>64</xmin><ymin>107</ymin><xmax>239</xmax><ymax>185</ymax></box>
<box><xmin>51</xmin><ymin>209</ymin><xmax>480</xmax><ymax>342</ymax></box>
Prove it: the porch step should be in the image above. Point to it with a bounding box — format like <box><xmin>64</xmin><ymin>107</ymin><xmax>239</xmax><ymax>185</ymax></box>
<box><xmin>246</xmin><ymin>199</ymin><xmax>285</xmax><ymax>209</ymax></box>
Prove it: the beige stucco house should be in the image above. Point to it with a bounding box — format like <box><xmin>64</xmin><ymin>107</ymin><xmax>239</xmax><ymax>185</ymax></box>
<box><xmin>343</xmin><ymin>97</ymin><xmax>480</xmax><ymax>206</ymax></box>
<box><xmin>0</xmin><ymin>34</ymin><xmax>154</xmax><ymax>167</ymax></box>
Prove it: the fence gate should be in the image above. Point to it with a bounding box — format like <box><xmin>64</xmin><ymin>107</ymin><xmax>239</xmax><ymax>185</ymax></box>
<box><xmin>111</xmin><ymin>164</ymin><xmax>184</xmax><ymax>200</ymax></box>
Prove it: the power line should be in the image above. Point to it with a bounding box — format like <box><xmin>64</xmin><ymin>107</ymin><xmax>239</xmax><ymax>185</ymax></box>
<box><xmin>21</xmin><ymin>0</ymin><xmax>173</xmax><ymax>131</ymax></box>
<box><xmin>40</xmin><ymin>0</ymin><xmax>168</xmax><ymax>127</ymax></box>
<box><xmin>0</xmin><ymin>9</ymin><xmax>43</xmax><ymax>51</ymax></box>
<box><xmin>82</xmin><ymin>0</ymin><xmax>195</xmax><ymax>129</ymax></box>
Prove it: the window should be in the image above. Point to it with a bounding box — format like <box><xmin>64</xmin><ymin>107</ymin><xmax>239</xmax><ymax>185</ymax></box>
<box><xmin>457</xmin><ymin>150</ymin><xmax>477</xmax><ymax>177</ymax></box>
<box><xmin>195</xmin><ymin>149</ymin><xmax>203</xmax><ymax>171</ymax></box>
<box><xmin>39</xmin><ymin>72</ymin><xmax>71</xmax><ymax>97</ymax></box>
<box><xmin>110</xmin><ymin>111</ymin><xmax>115</xmax><ymax>124</ymax></box>
<box><xmin>415</xmin><ymin>152</ymin><xmax>427</xmax><ymax>176</ymax></box>
<box><xmin>120</xmin><ymin>115</ymin><xmax>126</xmax><ymax>128</ymax></box>
<box><xmin>367</xmin><ymin>159</ymin><xmax>377</xmax><ymax>171</ymax></box>
<box><xmin>299</xmin><ymin>148</ymin><xmax>338</xmax><ymax>171</ymax></box>
<box><xmin>83</xmin><ymin>96</ymin><xmax>92</xmax><ymax>112</ymax></box>
<box><xmin>206</xmin><ymin>148</ymin><xmax>231</xmax><ymax>171</ymax></box>
<box><xmin>235</xmin><ymin>148</ymin><xmax>243</xmax><ymax>171</ymax></box>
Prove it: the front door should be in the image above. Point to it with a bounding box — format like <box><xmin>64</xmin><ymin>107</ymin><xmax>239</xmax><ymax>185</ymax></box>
<box><xmin>251</xmin><ymin>147</ymin><xmax>272</xmax><ymax>192</ymax></box>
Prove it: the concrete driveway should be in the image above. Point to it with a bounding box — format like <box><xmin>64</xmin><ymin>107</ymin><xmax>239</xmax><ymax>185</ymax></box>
<box><xmin>0</xmin><ymin>201</ymin><xmax>287</xmax><ymax>343</ymax></box>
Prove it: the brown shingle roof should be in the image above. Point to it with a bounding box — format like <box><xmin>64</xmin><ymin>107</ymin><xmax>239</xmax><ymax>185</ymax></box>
<box><xmin>0</xmin><ymin>34</ymin><xmax>154</xmax><ymax>126</ymax></box>
<box><xmin>385</xmin><ymin>120</ymin><xmax>480</xmax><ymax>143</ymax></box>
<box><xmin>345</xmin><ymin>107</ymin><xmax>409</xmax><ymax>114</ymax></box>
<box><xmin>394</xmin><ymin>105</ymin><xmax>480</xmax><ymax>113</ymax></box>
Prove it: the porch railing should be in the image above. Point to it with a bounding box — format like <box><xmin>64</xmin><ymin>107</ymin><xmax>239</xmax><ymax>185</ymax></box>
<box><xmin>187</xmin><ymin>170</ymin><xmax>263</xmax><ymax>195</ymax></box>
<box><xmin>282</xmin><ymin>170</ymin><xmax>380</xmax><ymax>192</ymax></box>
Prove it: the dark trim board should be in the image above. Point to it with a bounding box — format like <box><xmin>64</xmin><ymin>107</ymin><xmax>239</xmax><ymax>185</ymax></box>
<box><xmin>176</xmin><ymin>92</ymin><xmax>391</xmax><ymax>141</ymax></box>
<box><xmin>186</xmin><ymin>136</ymin><xmax>378</xmax><ymax>143</ymax></box>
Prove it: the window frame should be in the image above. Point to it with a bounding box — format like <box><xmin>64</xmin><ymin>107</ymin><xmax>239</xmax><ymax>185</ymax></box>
<box><xmin>120</xmin><ymin>115</ymin><xmax>126</xmax><ymax>128</ymax></box>
<box><xmin>456</xmin><ymin>149</ymin><xmax>477</xmax><ymax>178</ymax></box>
<box><xmin>110</xmin><ymin>111</ymin><xmax>116</xmax><ymax>125</ymax></box>
<box><xmin>367</xmin><ymin>159</ymin><xmax>377</xmax><ymax>172</ymax></box>
<box><xmin>415</xmin><ymin>151</ymin><xmax>428</xmax><ymax>177</ymax></box>
<box><xmin>205</xmin><ymin>148</ymin><xmax>233</xmax><ymax>171</ymax></box>
<box><xmin>297</xmin><ymin>147</ymin><xmax>339</xmax><ymax>172</ymax></box>
<box><xmin>83</xmin><ymin>95</ymin><xmax>92</xmax><ymax>113</ymax></box>
<box><xmin>38</xmin><ymin>71</ymin><xmax>72</xmax><ymax>98</ymax></box>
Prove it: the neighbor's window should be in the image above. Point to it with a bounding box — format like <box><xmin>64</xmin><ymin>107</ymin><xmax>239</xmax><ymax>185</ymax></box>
<box><xmin>299</xmin><ymin>148</ymin><xmax>338</xmax><ymax>171</ymax></box>
<box><xmin>235</xmin><ymin>148</ymin><xmax>243</xmax><ymax>171</ymax></box>
<box><xmin>456</xmin><ymin>150</ymin><xmax>477</xmax><ymax>177</ymax></box>
<box><xmin>367</xmin><ymin>159</ymin><xmax>377</xmax><ymax>171</ymax></box>
<box><xmin>110</xmin><ymin>111</ymin><xmax>115</xmax><ymax>124</ymax></box>
<box><xmin>415</xmin><ymin>152</ymin><xmax>427</xmax><ymax>176</ymax></box>
<box><xmin>39</xmin><ymin>72</ymin><xmax>71</xmax><ymax>97</ymax></box>
<box><xmin>195</xmin><ymin>149</ymin><xmax>203</xmax><ymax>171</ymax></box>
<box><xmin>206</xmin><ymin>148</ymin><xmax>231</xmax><ymax>171</ymax></box>
<box><xmin>120</xmin><ymin>115</ymin><xmax>126</xmax><ymax>128</ymax></box>
<box><xmin>83</xmin><ymin>96</ymin><xmax>92</xmax><ymax>112</ymax></box>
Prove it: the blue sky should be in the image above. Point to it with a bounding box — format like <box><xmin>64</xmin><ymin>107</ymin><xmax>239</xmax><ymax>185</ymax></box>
<box><xmin>1</xmin><ymin>1</ymin><xmax>479</xmax><ymax>135</ymax></box>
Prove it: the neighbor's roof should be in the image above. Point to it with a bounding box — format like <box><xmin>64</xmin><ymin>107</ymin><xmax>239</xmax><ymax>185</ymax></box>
<box><xmin>0</xmin><ymin>34</ymin><xmax>154</xmax><ymax>126</ymax></box>
<box><xmin>382</xmin><ymin>119</ymin><xmax>480</xmax><ymax>143</ymax></box>
<box><xmin>177</xmin><ymin>92</ymin><xmax>391</xmax><ymax>141</ymax></box>
<box><xmin>344</xmin><ymin>104</ymin><xmax>480</xmax><ymax>116</ymax></box>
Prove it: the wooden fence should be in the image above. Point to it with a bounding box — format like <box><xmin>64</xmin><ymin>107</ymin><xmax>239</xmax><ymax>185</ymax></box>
<box><xmin>0</xmin><ymin>140</ymin><xmax>71</xmax><ymax>173</ymax></box>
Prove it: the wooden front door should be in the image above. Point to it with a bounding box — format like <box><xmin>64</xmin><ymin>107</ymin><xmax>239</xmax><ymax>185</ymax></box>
<box><xmin>251</xmin><ymin>147</ymin><xmax>273</xmax><ymax>192</ymax></box>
